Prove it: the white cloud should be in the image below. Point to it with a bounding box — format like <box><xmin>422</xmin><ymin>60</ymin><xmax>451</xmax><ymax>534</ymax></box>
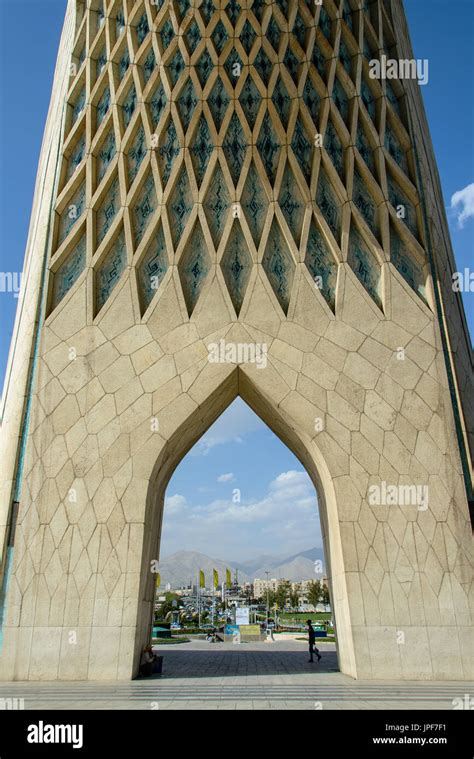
<box><xmin>217</xmin><ymin>472</ymin><xmax>235</xmax><ymax>483</ymax></box>
<box><xmin>450</xmin><ymin>183</ymin><xmax>474</xmax><ymax>228</ymax></box>
<box><xmin>162</xmin><ymin>470</ymin><xmax>320</xmax><ymax>559</ymax></box>
<box><xmin>191</xmin><ymin>397</ymin><xmax>264</xmax><ymax>456</ymax></box>
<box><xmin>165</xmin><ymin>494</ymin><xmax>187</xmax><ymax>513</ymax></box>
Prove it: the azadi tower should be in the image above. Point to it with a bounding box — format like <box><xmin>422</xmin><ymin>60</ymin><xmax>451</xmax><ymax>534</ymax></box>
<box><xmin>0</xmin><ymin>0</ymin><xmax>472</xmax><ymax>681</ymax></box>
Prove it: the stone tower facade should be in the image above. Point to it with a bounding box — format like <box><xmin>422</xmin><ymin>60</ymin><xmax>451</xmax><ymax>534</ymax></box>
<box><xmin>0</xmin><ymin>0</ymin><xmax>472</xmax><ymax>681</ymax></box>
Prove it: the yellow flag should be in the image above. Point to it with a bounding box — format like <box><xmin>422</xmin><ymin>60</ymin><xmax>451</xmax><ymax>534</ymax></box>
<box><xmin>199</xmin><ymin>570</ymin><xmax>205</xmax><ymax>588</ymax></box>
<box><xmin>213</xmin><ymin>569</ymin><xmax>219</xmax><ymax>589</ymax></box>
<box><xmin>226</xmin><ymin>568</ymin><xmax>231</xmax><ymax>586</ymax></box>
<box><xmin>155</xmin><ymin>573</ymin><xmax>160</xmax><ymax>588</ymax></box>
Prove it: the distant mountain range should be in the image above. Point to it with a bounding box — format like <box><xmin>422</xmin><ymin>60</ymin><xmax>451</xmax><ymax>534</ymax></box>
<box><xmin>157</xmin><ymin>547</ymin><xmax>325</xmax><ymax>588</ymax></box>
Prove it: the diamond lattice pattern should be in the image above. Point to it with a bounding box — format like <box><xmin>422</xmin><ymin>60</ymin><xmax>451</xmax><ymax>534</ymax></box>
<box><xmin>49</xmin><ymin>0</ymin><xmax>428</xmax><ymax>317</ymax></box>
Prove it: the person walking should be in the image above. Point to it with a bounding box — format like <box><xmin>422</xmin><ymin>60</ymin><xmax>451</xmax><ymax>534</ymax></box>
<box><xmin>307</xmin><ymin>619</ymin><xmax>322</xmax><ymax>663</ymax></box>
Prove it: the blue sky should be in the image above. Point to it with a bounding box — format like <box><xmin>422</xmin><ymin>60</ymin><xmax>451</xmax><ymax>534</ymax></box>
<box><xmin>161</xmin><ymin>397</ymin><xmax>320</xmax><ymax>560</ymax></box>
<box><xmin>0</xmin><ymin>1</ymin><xmax>472</xmax><ymax>561</ymax></box>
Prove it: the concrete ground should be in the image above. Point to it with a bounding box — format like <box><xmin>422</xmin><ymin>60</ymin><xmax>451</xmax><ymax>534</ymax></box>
<box><xmin>0</xmin><ymin>640</ymin><xmax>471</xmax><ymax>710</ymax></box>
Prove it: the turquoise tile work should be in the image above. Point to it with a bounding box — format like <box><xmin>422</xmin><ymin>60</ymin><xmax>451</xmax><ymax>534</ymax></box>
<box><xmin>220</xmin><ymin>222</ymin><xmax>252</xmax><ymax>315</ymax></box>
<box><xmin>209</xmin><ymin>77</ymin><xmax>231</xmax><ymax>131</ymax></box>
<box><xmin>203</xmin><ymin>164</ymin><xmax>231</xmax><ymax>247</ymax></box>
<box><xmin>257</xmin><ymin>112</ymin><xmax>280</xmax><ymax>185</ymax></box>
<box><xmin>160</xmin><ymin>19</ymin><xmax>175</xmax><ymax>50</ymax></box>
<box><xmin>223</xmin><ymin>112</ymin><xmax>247</xmax><ymax>185</ymax></box>
<box><xmin>316</xmin><ymin>169</ymin><xmax>341</xmax><ymax>243</ymax></box>
<box><xmin>304</xmin><ymin>218</ymin><xmax>338</xmax><ymax>311</ymax></box>
<box><xmin>178</xmin><ymin>222</ymin><xmax>211</xmax><ymax>315</ymax></box>
<box><xmin>97</xmin><ymin>129</ymin><xmax>116</xmax><ymax>183</ymax></box>
<box><xmin>53</xmin><ymin>0</ymin><xmax>428</xmax><ymax>331</ymax></box>
<box><xmin>119</xmin><ymin>48</ymin><xmax>130</xmax><ymax>80</ymax></box>
<box><xmin>387</xmin><ymin>174</ymin><xmax>419</xmax><ymax>239</ymax></box>
<box><xmin>169</xmin><ymin>167</ymin><xmax>193</xmax><ymax>247</ymax></box>
<box><xmin>177</xmin><ymin>78</ymin><xmax>198</xmax><ymax>132</ymax></box>
<box><xmin>58</xmin><ymin>182</ymin><xmax>86</xmax><ymax>246</ymax></box>
<box><xmin>136</xmin><ymin>13</ymin><xmax>149</xmax><ymax>46</ymax></box>
<box><xmin>196</xmin><ymin>49</ymin><xmax>214</xmax><ymax>87</ymax></box>
<box><xmin>272</xmin><ymin>76</ymin><xmax>292</xmax><ymax>130</ymax></box>
<box><xmin>96</xmin><ymin>176</ymin><xmax>120</xmax><ymax>245</ymax></box>
<box><xmin>96</xmin><ymin>86</ymin><xmax>110</xmax><ymax>127</ymax></box>
<box><xmin>96</xmin><ymin>231</ymin><xmax>128</xmax><ymax>312</ymax></box>
<box><xmin>116</xmin><ymin>11</ymin><xmax>125</xmax><ymax>38</ymax></box>
<box><xmin>142</xmin><ymin>48</ymin><xmax>156</xmax><ymax>84</ymax></box>
<box><xmin>149</xmin><ymin>81</ymin><xmax>167</xmax><ymax>129</ymax></box>
<box><xmin>385</xmin><ymin>122</ymin><xmax>408</xmax><ymax>173</ymax></box>
<box><xmin>127</xmin><ymin>124</ymin><xmax>147</xmax><ymax>184</ymax></box>
<box><xmin>122</xmin><ymin>84</ymin><xmax>137</xmax><ymax>128</ymax></box>
<box><xmin>72</xmin><ymin>86</ymin><xmax>86</xmax><ymax>124</ymax></box>
<box><xmin>325</xmin><ymin>120</ymin><xmax>344</xmax><ymax>181</ymax></box>
<box><xmin>239</xmin><ymin>77</ymin><xmax>261</xmax><ymax>131</ymax></box>
<box><xmin>241</xmin><ymin>161</ymin><xmax>268</xmax><ymax>247</ymax></box>
<box><xmin>132</xmin><ymin>172</ymin><xmax>158</xmax><ymax>247</ymax></box>
<box><xmin>390</xmin><ymin>225</ymin><xmax>427</xmax><ymax>304</ymax></box>
<box><xmin>291</xmin><ymin>116</ymin><xmax>312</xmax><ymax>185</ymax></box>
<box><xmin>157</xmin><ymin>119</ymin><xmax>180</xmax><ymax>186</ymax></box>
<box><xmin>190</xmin><ymin>114</ymin><xmax>213</xmax><ymax>186</ymax></box>
<box><xmin>348</xmin><ymin>225</ymin><xmax>382</xmax><ymax>309</ymax></box>
<box><xmin>279</xmin><ymin>162</ymin><xmax>305</xmax><ymax>246</ymax></box>
<box><xmin>212</xmin><ymin>20</ymin><xmax>228</xmax><ymax>56</ymax></box>
<box><xmin>66</xmin><ymin>133</ymin><xmax>86</xmax><ymax>181</ymax></box>
<box><xmin>356</xmin><ymin>121</ymin><xmax>375</xmax><ymax>174</ymax></box>
<box><xmin>51</xmin><ymin>235</ymin><xmax>87</xmax><ymax>310</ymax></box>
<box><xmin>262</xmin><ymin>218</ymin><xmax>295</xmax><ymax>315</ymax></box>
<box><xmin>166</xmin><ymin>48</ymin><xmax>186</xmax><ymax>88</ymax></box>
<box><xmin>352</xmin><ymin>170</ymin><xmax>379</xmax><ymax>239</ymax></box>
<box><xmin>240</xmin><ymin>20</ymin><xmax>256</xmax><ymax>55</ymax></box>
<box><xmin>184</xmin><ymin>20</ymin><xmax>201</xmax><ymax>54</ymax></box>
<box><xmin>137</xmin><ymin>223</ymin><xmax>169</xmax><ymax>312</ymax></box>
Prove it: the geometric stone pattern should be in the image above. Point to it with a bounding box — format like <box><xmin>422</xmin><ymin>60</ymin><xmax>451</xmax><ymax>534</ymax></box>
<box><xmin>47</xmin><ymin>0</ymin><xmax>429</xmax><ymax>319</ymax></box>
<box><xmin>0</xmin><ymin>0</ymin><xmax>472</xmax><ymax>684</ymax></box>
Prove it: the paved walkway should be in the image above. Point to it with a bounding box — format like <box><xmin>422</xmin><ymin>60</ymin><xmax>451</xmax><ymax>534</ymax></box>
<box><xmin>0</xmin><ymin>641</ymin><xmax>472</xmax><ymax>710</ymax></box>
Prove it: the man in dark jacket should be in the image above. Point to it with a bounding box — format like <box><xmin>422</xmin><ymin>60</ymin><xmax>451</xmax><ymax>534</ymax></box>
<box><xmin>307</xmin><ymin>619</ymin><xmax>322</xmax><ymax>662</ymax></box>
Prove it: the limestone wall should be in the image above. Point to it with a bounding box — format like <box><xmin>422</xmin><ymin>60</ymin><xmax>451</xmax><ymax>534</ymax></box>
<box><xmin>0</xmin><ymin>0</ymin><xmax>472</xmax><ymax>681</ymax></box>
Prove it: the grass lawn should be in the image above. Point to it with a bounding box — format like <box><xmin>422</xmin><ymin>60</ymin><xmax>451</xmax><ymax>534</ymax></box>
<box><xmin>152</xmin><ymin>637</ymin><xmax>190</xmax><ymax>644</ymax></box>
<box><xmin>280</xmin><ymin>612</ymin><xmax>332</xmax><ymax>622</ymax></box>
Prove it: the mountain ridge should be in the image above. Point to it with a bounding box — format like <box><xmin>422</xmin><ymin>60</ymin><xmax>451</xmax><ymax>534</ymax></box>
<box><xmin>158</xmin><ymin>547</ymin><xmax>325</xmax><ymax>586</ymax></box>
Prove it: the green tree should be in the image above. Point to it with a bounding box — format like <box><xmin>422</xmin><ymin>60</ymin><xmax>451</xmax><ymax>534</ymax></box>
<box><xmin>275</xmin><ymin>581</ymin><xmax>291</xmax><ymax>610</ymax></box>
<box><xmin>321</xmin><ymin>585</ymin><xmax>331</xmax><ymax>609</ymax></box>
<box><xmin>307</xmin><ymin>580</ymin><xmax>322</xmax><ymax>607</ymax></box>
<box><xmin>155</xmin><ymin>591</ymin><xmax>181</xmax><ymax>622</ymax></box>
<box><xmin>289</xmin><ymin>589</ymin><xmax>300</xmax><ymax>610</ymax></box>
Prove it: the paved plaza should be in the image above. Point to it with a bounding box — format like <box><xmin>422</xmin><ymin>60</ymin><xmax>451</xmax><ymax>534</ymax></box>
<box><xmin>0</xmin><ymin>640</ymin><xmax>471</xmax><ymax>710</ymax></box>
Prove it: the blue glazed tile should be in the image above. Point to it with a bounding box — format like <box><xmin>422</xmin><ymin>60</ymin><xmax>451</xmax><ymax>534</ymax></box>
<box><xmin>51</xmin><ymin>235</ymin><xmax>86</xmax><ymax>309</ymax></box>
<box><xmin>178</xmin><ymin>222</ymin><xmax>211</xmax><ymax>314</ymax></box>
<box><xmin>204</xmin><ymin>164</ymin><xmax>231</xmax><ymax>246</ymax></box>
<box><xmin>96</xmin><ymin>176</ymin><xmax>120</xmax><ymax>245</ymax></box>
<box><xmin>137</xmin><ymin>223</ymin><xmax>169</xmax><ymax>311</ymax></box>
<box><xmin>96</xmin><ymin>230</ymin><xmax>127</xmax><ymax>311</ymax></box>
<box><xmin>221</xmin><ymin>222</ymin><xmax>252</xmax><ymax>315</ymax></box>
<box><xmin>304</xmin><ymin>218</ymin><xmax>338</xmax><ymax>311</ymax></box>
<box><xmin>132</xmin><ymin>172</ymin><xmax>157</xmax><ymax>247</ymax></box>
<box><xmin>262</xmin><ymin>218</ymin><xmax>295</xmax><ymax>314</ymax></box>
<box><xmin>348</xmin><ymin>225</ymin><xmax>382</xmax><ymax>308</ymax></box>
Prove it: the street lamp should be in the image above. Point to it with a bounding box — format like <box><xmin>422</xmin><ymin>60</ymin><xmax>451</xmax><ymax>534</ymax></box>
<box><xmin>265</xmin><ymin>570</ymin><xmax>269</xmax><ymax>627</ymax></box>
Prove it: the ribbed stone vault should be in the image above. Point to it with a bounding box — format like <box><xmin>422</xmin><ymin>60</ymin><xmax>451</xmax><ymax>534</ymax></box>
<box><xmin>48</xmin><ymin>0</ymin><xmax>429</xmax><ymax>321</ymax></box>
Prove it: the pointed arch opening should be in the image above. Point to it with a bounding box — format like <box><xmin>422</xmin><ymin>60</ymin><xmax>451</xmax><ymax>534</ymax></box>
<box><xmin>132</xmin><ymin>368</ymin><xmax>357</xmax><ymax>679</ymax></box>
